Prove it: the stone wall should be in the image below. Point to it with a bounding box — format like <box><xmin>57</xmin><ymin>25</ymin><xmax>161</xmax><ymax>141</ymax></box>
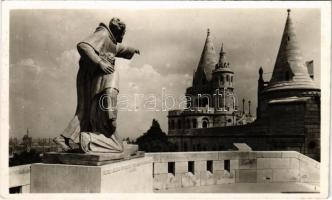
<box><xmin>304</xmin><ymin>97</ymin><xmax>321</xmax><ymax>161</ymax></box>
<box><xmin>8</xmin><ymin>151</ymin><xmax>320</xmax><ymax>193</ymax></box>
<box><xmin>146</xmin><ymin>151</ymin><xmax>320</xmax><ymax>191</ymax></box>
<box><xmin>168</xmin><ymin>122</ymin><xmax>304</xmax><ymax>152</ymax></box>
<box><xmin>258</xmin><ymin>90</ymin><xmax>321</xmax><ymax>160</ymax></box>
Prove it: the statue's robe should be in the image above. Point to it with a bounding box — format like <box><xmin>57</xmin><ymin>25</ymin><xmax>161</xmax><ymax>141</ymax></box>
<box><xmin>61</xmin><ymin>23</ymin><xmax>136</xmax><ymax>153</ymax></box>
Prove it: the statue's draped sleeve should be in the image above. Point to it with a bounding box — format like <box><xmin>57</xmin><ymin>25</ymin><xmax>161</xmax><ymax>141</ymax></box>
<box><xmin>116</xmin><ymin>44</ymin><xmax>136</xmax><ymax>59</ymax></box>
<box><xmin>77</xmin><ymin>43</ymin><xmax>101</xmax><ymax>66</ymax></box>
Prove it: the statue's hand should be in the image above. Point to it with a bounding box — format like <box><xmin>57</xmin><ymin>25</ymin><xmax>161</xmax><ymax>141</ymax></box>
<box><xmin>99</xmin><ymin>60</ymin><xmax>114</xmax><ymax>74</ymax></box>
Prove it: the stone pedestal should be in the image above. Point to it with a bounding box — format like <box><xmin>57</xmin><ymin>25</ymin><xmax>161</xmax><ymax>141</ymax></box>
<box><xmin>30</xmin><ymin>156</ymin><xmax>153</xmax><ymax>193</ymax></box>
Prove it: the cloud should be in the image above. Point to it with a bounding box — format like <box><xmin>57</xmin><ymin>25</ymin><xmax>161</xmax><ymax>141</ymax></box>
<box><xmin>11</xmin><ymin>58</ymin><xmax>42</xmax><ymax>84</ymax></box>
<box><xmin>116</xmin><ymin>58</ymin><xmax>191</xmax><ymax>138</ymax></box>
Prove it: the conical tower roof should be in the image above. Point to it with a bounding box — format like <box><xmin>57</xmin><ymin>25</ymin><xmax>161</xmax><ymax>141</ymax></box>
<box><xmin>193</xmin><ymin>29</ymin><xmax>218</xmax><ymax>85</ymax></box>
<box><xmin>213</xmin><ymin>43</ymin><xmax>233</xmax><ymax>73</ymax></box>
<box><xmin>266</xmin><ymin>9</ymin><xmax>319</xmax><ymax>92</ymax></box>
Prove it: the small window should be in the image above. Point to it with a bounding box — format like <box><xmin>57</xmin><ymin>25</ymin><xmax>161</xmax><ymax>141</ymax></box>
<box><xmin>207</xmin><ymin>160</ymin><xmax>213</xmax><ymax>173</ymax></box>
<box><xmin>9</xmin><ymin>186</ymin><xmax>22</xmax><ymax>194</ymax></box>
<box><xmin>226</xmin><ymin>75</ymin><xmax>229</xmax><ymax>82</ymax></box>
<box><xmin>224</xmin><ymin>160</ymin><xmax>230</xmax><ymax>172</ymax></box>
<box><xmin>177</xmin><ymin>119</ymin><xmax>182</xmax><ymax>129</ymax></box>
<box><xmin>192</xmin><ymin>119</ymin><xmax>197</xmax><ymax>128</ymax></box>
<box><xmin>202</xmin><ymin>121</ymin><xmax>208</xmax><ymax>128</ymax></box>
<box><xmin>195</xmin><ymin>99</ymin><xmax>198</xmax><ymax>107</ymax></box>
<box><xmin>186</xmin><ymin>119</ymin><xmax>190</xmax><ymax>128</ymax></box>
<box><xmin>168</xmin><ymin>162</ymin><xmax>175</xmax><ymax>175</ymax></box>
<box><xmin>231</xmin><ymin>76</ymin><xmax>233</xmax><ymax>82</ymax></box>
<box><xmin>188</xmin><ymin>161</ymin><xmax>195</xmax><ymax>174</ymax></box>
<box><xmin>202</xmin><ymin>118</ymin><xmax>209</xmax><ymax>128</ymax></box>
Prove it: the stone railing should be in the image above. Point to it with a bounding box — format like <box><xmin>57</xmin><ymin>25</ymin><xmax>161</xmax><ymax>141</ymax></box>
<box><xmin>146</xmin><ymin>151</ymin><xmax>320</xmax><ymax>191</ymax></box>
<box><xmin>9</xmin><ymin>164</ymin><xmax>31</xmax><ymax>193</ymax></box>
<box><xmin>9</xmin><ymin>151</ymin><xmax>320</xmax><ymax>193</ymax></box>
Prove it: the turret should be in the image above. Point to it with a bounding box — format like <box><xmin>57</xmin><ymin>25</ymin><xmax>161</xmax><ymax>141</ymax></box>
<box><xmin>257</xmin><ymin>67</ymin><xmax>264</xmax><ymax>119</ymax></box>
<box><xmin>212</xmin><ymin>44</ymin><xmax>234</xmax><ymax>90</ymax></box>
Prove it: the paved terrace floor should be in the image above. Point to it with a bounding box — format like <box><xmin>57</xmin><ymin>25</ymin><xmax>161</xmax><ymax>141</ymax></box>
<box><xmin>155</xmin><ymin>183</ymin><xmax>319</xmax><ymax>193</ymax></box>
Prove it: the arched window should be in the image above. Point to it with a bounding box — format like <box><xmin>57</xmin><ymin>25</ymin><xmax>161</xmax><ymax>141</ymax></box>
<box><xmin>220</xmin><ymin>76</ymin><xmax>224</xmax><ymax>83</ymax></box>
<box><xmin>202</xmin><ymin>118</ymin><xmax>209</xmax><ymax>128</ymax></box>
<box><xmin>177</xmin><ymin>119</ymin><xmax>182</xmax><ymax>129</ymax></box>
<box><xmin>231</xmin><ymin>76</ymin><xmax>233</xmax><ymax>82</ymax></box>
<box><xmin>171</xmin><ymin>120</ymin><xmax>175</xmax><ymax>130</ymax></box>
<box><xmin>186</xmin><ymin>119</ymin><xmax>190</xmax><ymax>129</ymax></box>
<box><xmin>192</xmin><ymin>119</ymin><xmax>197</xmax><ymax>128</ymax></box>
<box><xmin>226</xmin><ymin>75</ymin><xmax>229</xmax><ymax>82</ymax></box>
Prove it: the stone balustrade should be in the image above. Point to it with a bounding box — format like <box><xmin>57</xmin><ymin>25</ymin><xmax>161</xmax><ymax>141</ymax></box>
<box><xmin>146</xmin><ymin>151</ymin><xmax>320</xmax><ymax>191</ymax></box>
<box><xmin>9</xmin><ymin>151</ymin><xmax>320</xmax><ymax>193</ymax></box>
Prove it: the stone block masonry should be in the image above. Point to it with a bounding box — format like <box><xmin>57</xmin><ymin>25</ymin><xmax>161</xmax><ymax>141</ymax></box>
<box><xmin>30</xmin><ymin>156</ymin><xmax>153</xmax><ymax>193</ymax></box>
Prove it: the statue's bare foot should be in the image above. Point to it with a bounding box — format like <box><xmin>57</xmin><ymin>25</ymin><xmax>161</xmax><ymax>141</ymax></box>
<box><xmin>53</xmin><ymin>136</ymin><xmax>72</xmax><ymax>152</ymax></box>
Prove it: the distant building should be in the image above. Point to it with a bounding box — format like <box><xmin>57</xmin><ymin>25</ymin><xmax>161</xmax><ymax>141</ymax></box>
<box><xmin>167</xmin><ymin>10</ymin><xmax>320</xmax><ymax>161</ymax></box>
<box><xmin>22</xmin><ymin>129</ymin><xmax>32</xmax><ymax>152</ymax></box>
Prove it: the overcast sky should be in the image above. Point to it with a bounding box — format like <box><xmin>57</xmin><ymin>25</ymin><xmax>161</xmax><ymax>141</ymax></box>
<box><xmin>9</xmin><ymin>8</ymin><xmax>320</xmax><ymax>139</ymax></box>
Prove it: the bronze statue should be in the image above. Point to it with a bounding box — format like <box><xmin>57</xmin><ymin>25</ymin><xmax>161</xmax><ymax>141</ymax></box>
<box><xmin>53</xmin><ymin>18</ymin><xmax>139</xmax><ymax>153</ymax></box>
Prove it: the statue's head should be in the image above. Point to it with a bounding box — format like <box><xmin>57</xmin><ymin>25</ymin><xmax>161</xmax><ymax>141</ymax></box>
<box><xmin>109</xmin><ymin>18</ymin><xmax>126</xmax><ymax>43</ymax></box>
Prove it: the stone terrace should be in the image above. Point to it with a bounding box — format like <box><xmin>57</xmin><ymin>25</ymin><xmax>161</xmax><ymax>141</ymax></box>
<box><xmin>9</xmin><ymin>151</ymin><xmax>320</xmax><ymax>193</ymax></box>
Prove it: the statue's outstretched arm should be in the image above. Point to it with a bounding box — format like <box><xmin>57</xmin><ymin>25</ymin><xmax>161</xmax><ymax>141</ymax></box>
<box><xmin>116</xmin><ymin>44</ymin><xmax>140</xmax><ymax>59</ymax></box>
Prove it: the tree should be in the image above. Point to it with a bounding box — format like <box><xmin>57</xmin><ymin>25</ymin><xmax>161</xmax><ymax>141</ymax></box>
<box><xmin>135</xmin><ymin>119</ymin><xmax>176</xmax><ymax>152</ymax></box>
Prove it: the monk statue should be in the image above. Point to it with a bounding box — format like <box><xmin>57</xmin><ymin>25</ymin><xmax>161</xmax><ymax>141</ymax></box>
<box><xmin>53</xmin><ymin>18</ymin><xmax>140</xmax><ymax>153</ymax></box>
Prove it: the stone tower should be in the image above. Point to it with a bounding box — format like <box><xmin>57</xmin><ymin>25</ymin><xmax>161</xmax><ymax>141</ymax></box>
<box><xmin>168</xmin><ymin>29</ymin><xmax>250</xmax><ymax>139</ymax></box>
<box><xmin>211</xmin><ymin>44</ymin><xmax>238</xmax><ymax>126</ymax></box>
<box><xmin>257</xmin><ymin>9</ymin><xmax>321</xmax><ymax>160</ymax></box>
